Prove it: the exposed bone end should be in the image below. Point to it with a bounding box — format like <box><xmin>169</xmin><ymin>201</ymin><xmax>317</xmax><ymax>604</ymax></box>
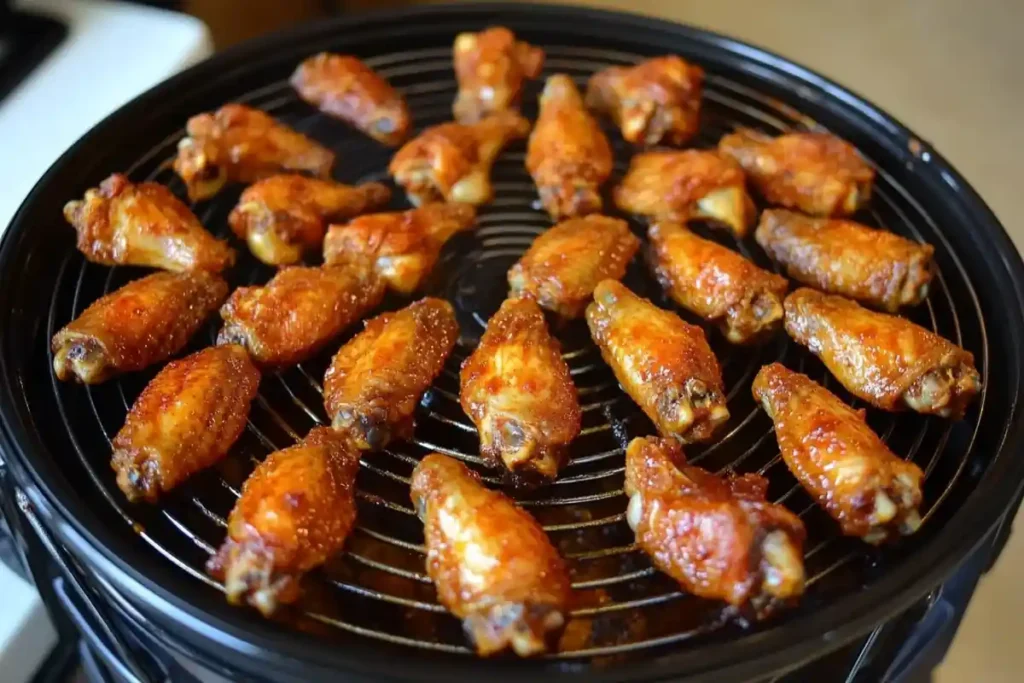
<box><xmin>450</xmin><ymin>169</ymin><xmax>492</xmax><ymax>205</ymax></box>
<box><xmin>464</xmin><ymin>602</ymin><xmax>565</xmax><ymax>657</ymax></box>
<box><xmin>695</xmin><ymin>186</ymin><xmax>754</xmax><ymax>237</ymax></box>
<box><xmin>52</xmin><ymin>336</ymin><xmax>111</xmax><ymax>384</ymax></box>
<box><xmin>760</xmin><ymin>530</ymin><xmax>805</xmax><ymax>600</ymax></box>
<box><xmin>626</xmin><ymin>491</ymin><xmax>644</xmax><ymax>531</ymax></box>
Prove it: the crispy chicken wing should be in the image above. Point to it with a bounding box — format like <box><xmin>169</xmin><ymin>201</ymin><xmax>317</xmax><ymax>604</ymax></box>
<box><xmin>63</xmin><ymin>174</ymin><xmax>235</xmax><ymax>272</ymax></box>
<box><xmin>784</xmin><ymin>288</ymin><xmax>981</xmax><ymax>418</ymax></box>
<box><xmin>753</xmin><ymin>363</ymin><xmax>924</xmax><ymax>544</ymax></box>
<box><xmin>755</xmin><ymin>209</ymin><xmax>935</xmax><ymax>312</ymax></box>
<box><xmin>111</xmin><ymin>345</ymin><xmax>260</xmax><ymax>503</ymax></box>
<box><xmin>452</xmin><ymin>26</ymin><xmax>544</xmax><ymax>124</ymax></box>
<box><xmin>507</xmin><ymin>215</ymin><xmax>639</xmax><ymax>318</ymax></box>
<box><xmin>410</xmin><ymin>454</ymin><xmax>571</xmax><ymax>656</ymax></box>
<box><xmin>625</xmin><ymin>436</ymin><xmax>806</xmax><ymax>609</ymax></box>
<box><xmin>291</xmin><ymin>53</ymin><xmax>411</xmax><ymax>146</ymax></box>
<box><xmin>647</xmin><ymin>221</ymin><xmax>787</xmax><ymax>344</ymax></box>
<box><xmin>586</xmin><ymin>280</ymin><xmax>729</xmax><ymax>443</ymax></box>
<box><xmin>52</xmin><ymin>270</ymin><xmax>227</xmax><ymax>384</ymax></box>
<box><xmin>719</xmin><ymin>128</ymin><xmax>874</xmax><ymax>216</ymax></box>
<box><xmin>207</xmin><ymin>427</ymin><xmax>360</xmax><ymax>615</ymax></box>
<box><xmin>228</xmin><ymin>175</ymin><xmax>391</xmax><ymax>266</ymax></box>
<box><xmin>323</xmin><ymin>297</ymin><xmax>458</xmax><ymax>450</ymax></box>
<box><xmin>173</xmin><ymin>104</ymin><xmax>334</xmax><ymax>201</ymax></box>
<box><xmin>526</xmin><ymin>75</ymin><xmax>613</xmax><ymax>219</ymax></box>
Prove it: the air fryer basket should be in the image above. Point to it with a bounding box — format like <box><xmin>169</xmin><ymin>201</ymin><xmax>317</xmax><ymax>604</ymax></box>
<box><xmin>2</xmin><ymin>4</ymin><xmax>1023</xmax><ymax>682</ymax></box>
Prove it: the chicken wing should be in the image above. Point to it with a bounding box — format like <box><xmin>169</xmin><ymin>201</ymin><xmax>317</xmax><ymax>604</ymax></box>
<box><xmin>613</xmin><ymin>150</ymin><xmax>755</xmax><ymax>238</ymax></box>
<box><xmin>753</xmin><ymin>363</ymin><xmax>924</xmax><ymax>544</ymax></box>
<box><xmin>526</xmin><ymin>75</ymin><xmax>613</xmax><ymax>219</ymax></box>
<box><xmin>389</xmin><ymin>113</ymin><xmax>530</xmax><ymax>206</ymax></box>
<box><xmin>174</xmin><ymin>104</ymin><xmax>334</xmax><ymax>201</ymax></box>
<box><xmin>784</xmin><ymin>288</ymin><xmax>981</xmax><ymax>418</ymax></box>
<box><xmin>111</xmin><ymin>344</ymin><xmax>260</xmax><ymax>503</ymax></box>
<box><xmin>586</xmin><ymin>280</ymin><xmax>729</xmax><ymax>443</ymax></box>
<box><xmin>228</xmin><ymin>175</ymin><xmax>391</xmax><ymax>266</ymax></box>
<box><xmin>63</xmin><ymin>174</ymin><xmax>235</xmax><ymax>272</ymax></box>
<box><xmin>291</xmin><ymin>53</ymin><xmax>411</xmax><ymax>145</ymax></box>
<box><xmin>218</xmin><ymin>264</ymin><xmax>384</xmax><ymax>368</ymax></box>
<box><xmin>452</xmin><ymin>26</ymin><xmax>544</xmax><ymax>123</ymax></box>
<box><xmin>322</xmin><ymin>202</ymin><xmax>477</xmax><ymax>294</ymax></box>
<box><xmin>206</xmin><ymin>427</ymin><xmax>360</xmax><ymax>615</ymax></box>
<box><xmin>507</xmin><ymin>214</ymin><xmax>639</xmax><ymax>318</ymax></box>
<box><xmin>647</xmin><ymin>221</ymin><xmax>787</xmax><ymax>344</ymax></box>
<box><xmin>410</xmin><ymin>454</ymin><xmax>571</xmax><ymax>656</ymax></box>
<box><xmin>52</xmin><ymin>270</ymin><xmax>227</xmax><ymax>384</ymax></box>
<box><xmin>719</xmin><ymin>128</ymin><xmax>874</xmax><ymax>216</ymax></box>
<box><xmin>625</xmin><ymin>436</ymin><xmax>806</xmax><ymax>609</ymax></box>
<box><xmin>323</xmin><ymin>297</ymin><xmax>458</xmax><ymax>450</ymax></box>
<box><xmin>755</xmin><ymin>209</ymin><xmax>934</xmax><ymax>312</ymax></box>
<box><xmin>586</xmin><ymin>55</ymin><xmax>704</xmax><ymax>146</ymax></box>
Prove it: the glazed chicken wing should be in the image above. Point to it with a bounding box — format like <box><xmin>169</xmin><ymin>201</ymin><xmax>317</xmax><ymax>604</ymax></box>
<box><xmin>647</xmin><ymin>221</ymin><xmax>787</xmax><ymax>344</ymax></box>
<box><xmin>63</xmin><ymin>174</ymin><xmax>235</xmax><ymax>272</ymax></box>
<box><xmin>753</xmin><ymin>364</ymin><xmax>924</xmax><ymax>544</ymax></box>
<box><xmin>207</xmin><ymin>427</ymin><xmax>360</xmax><ymax>615</ymax></box>
<box><xmin>756</xmin><ymin>209</ymin><xmax>935</xmax><ymax>312</ymax></box>
<box><xmin>410</xmin><ymin>454</ymin><xmax>571</xmax><ymax>656</ymax></box>
<box><xmin>784</xmin><ymin>288</ymin><xmax>981</xmax><ymax>418</ymax></box>
<box><xmin>174</xmin><ymin>104</ymin><xmax>334</xmax><ymax>201</ymax></box>
<box><xmin>452</xmin><ymin>26</ymin><xmax>544</xmax><ymax>123</ymax></box>
<box><xmin>291</xmin><ymin>52</ymin><xmax>411</xmax><ymax>146</ymax></box>
<box><xmin>228</xmin><ymin>175</ymin><xmax>391</xmax><ymax>266</ymax></box>
<box><xmin>111</xmin><ymin>345</ymin><xmax>260</xmax><ymax>503</ymax></box>
<box><xmin>323</xmin><ymin>297</ymin><xmax>458</xmax><ymax>450</ymax></box>
<box><xmin>507</xmin><ymin>214</ymin><xmax>640</xmax><ymax>318</ymax></box>
<box><xmin>719</xmin><ymin>128</ymin><xmax>874</xmax><ymax>216</ymax></box>
<box><xmin>52</xmin><ymin>270</ymin><xmax>227</xmax><ymax>384</ymax></box>
<box><xmin>526</xmin><ymin>75</ymin><xmax>613</xmax><ymax>219</ymax></box>
<box><xmin>625</xmin><ymin>436</ymin><xmax>806</xmax><ymax>609</ymax></box>
<box><xmin>586</xmin><ymin>280</ymin><xmax>729</xmax><ymax>443</ymax></box>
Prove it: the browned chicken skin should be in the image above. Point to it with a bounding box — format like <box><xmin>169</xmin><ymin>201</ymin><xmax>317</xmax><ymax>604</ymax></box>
<box><xmin>207</xmin><ymin>427</ymin><xmax>360</xmax><ymax>615</ymax></box>
<box><xmin>753</xmin><ymin>363</ymin><xmax>924</xmax><ymax>544</ymax></box>
<box><xmin>784</xmin><ymin>288</ymin><xmax>981</xmax><ymax>418</ymax></box>
<box><xmin>410</xmin><ymin>454</ymin><xmax>571</xmax><ymax>656</ymax></box>
<box><xmin>647</xmin><ymin>221</ymin><xmax>787</xmax><ymax>344</ymax></box>
<box><xmin>625</xmin><ymin>436</ymin><xmax>806</xmax><ymax>609</ymax></box>
<box><xmin>526</xmin><ymin>74</ymin><xmax>613</xmax><ymax>219</ymax></box>
<box><xmin>586</xmin><ymin>55</ymin><xmax>704</xmax><ymax>146</ymax></box>
<box><xmin>586</xmin><ymin>280</ymin><xmax>729</xmax><ymax>443</ymax></box>
<box><xmin>63</xmin><ymin>174</ymin><xmax>235</xmax><ymax>272</ymax></box>
<box><xmin>453</xmin><ymin>26</ymin><xmax>544</xmax><ymax>124</ymax></box>
<box><xmin>111</xmin><ymin>345</ymin><xmax>260</xmax><ymax>503</ymax></box>
<box><xmin>52</xmin><ymin>270</ymin><xmax>227</xmax><ymax>384</ymax></box>
<box><xmin>291</xmin><ymin>52</ymin><xmax>411</xmax><ymax>146</ymax></box>
<box><xmin>228</xmin><ymin>175</ymin><xmax>391</xmax><ymax>266</ymax></box>
<box><xmin>755</xmin><ymin>209</ymin><xmax>935</xmax><ymax>312</ymax></box>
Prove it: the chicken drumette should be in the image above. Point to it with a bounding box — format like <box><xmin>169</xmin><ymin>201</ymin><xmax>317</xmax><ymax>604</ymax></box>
<box><xmin>453</xmin><ymin>26</ymin><xmax>544</xmax><ymax>123</ymax></box>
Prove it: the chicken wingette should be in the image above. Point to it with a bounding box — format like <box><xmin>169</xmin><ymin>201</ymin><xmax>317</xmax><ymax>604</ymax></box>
<box><xmin>452</xmin><ymin>26</ymin><xmax>544</xmax><ymax>123</ymax></box>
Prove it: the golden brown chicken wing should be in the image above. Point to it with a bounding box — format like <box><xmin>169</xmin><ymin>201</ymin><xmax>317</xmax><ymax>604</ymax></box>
<box><xmin>452</xmin><ymin>26</ymin><xmax>544</xmax><ymax>124</ymax></box>
<box><xmin>753</xmin><ymin>363</ymin><xmax>924</xmax><ymax>544</ymax></box>
<box><xmin>613</xmin><ymin>150</ymin><xmax>755</xmax><ymax>237</ymax></box>
<box><xmin>218</xmin><ymin>264</ymin><xmax>384</xmax><ymax>368</ymax></box>
<box><xmin>206</xmin><ymin>427</ymin><xmax>360</xmax><ymax>615</ymax></box>
<box><xmin>719</xmin><ymin>128</ymin><xmax>874</xmax><ymax>216</ymax></box>
<box><xmin>625</xmin><ymin>436</ymin><xmax>806</xmax><ymax>608</ymax></box>
<box><xmin>784</xmin><ymin>288</ymin><xmax>981</xmax><ymax>418</ymax></box>
<box><xmin>586</xmin><ymin>55</ymin><xmax>704</xmax><ymax>146</ymax></box>
<box><xmin>647</xmin><ymin>221</ymin><xmax>787</xmax><ymax>344</ymax></box>
<box><xmin>389</xmin><ymin>113</ymin><xmax>530</xmax><ymax>206</ymax></box>
<box><xmin>173</xmin><ymin>104</ymin><xmax>334</xmax><ymax>201</ymax></box>
<box><xmin>111</xmin><ymin>345</ymin><xmax>260</xmax><ymax>503</ymax></box>
<box><xmin>526</xmin><ymin>74</ymin><xmax>613</xmax><ymax>219</ymax></box>
<box><xmin>322</xmin><ymin>202</ymin><xmax>477</xmax><ymax>294</ymax></box>
<box><xmin>586</xmin><ymin>280</ymin><xmax>729</xmax><ymax>443</ymax></box>
<box><xmin>63</xmin><ymin>174</ymin><xmax>235</xmax><ymax>272</ymax></box>
<box><xmin>52</xmin><ymin>270</ymin><xmax>227</xmax><ymax>384</ymax></box>
<box><xmin>507</xmin><ymin>214</ymin><xmax>639</xmax><ymax>318</ymax></box>
<box><xmin>228</xmin><ymin>175</ymin><xmax>391</xmax><ymax>266</ymax></box>
<box><xmin>755</xmin><ymin>209</ymin><xmax>934</xmax><ymax>312</ymax></box>
<box><xmin>291</xmin><ymin>53</ymin><xmax>411</xmax><ymax>145</ymax></box>
<box><xmin>323</xmin><ymin>297</ymin><xmax>458</xmax><ymax>450</ymax></box>
<box><xmin>410</xmin><ymin>453</ymin><xmax>571</xmax><ymax>656</ymax></box>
